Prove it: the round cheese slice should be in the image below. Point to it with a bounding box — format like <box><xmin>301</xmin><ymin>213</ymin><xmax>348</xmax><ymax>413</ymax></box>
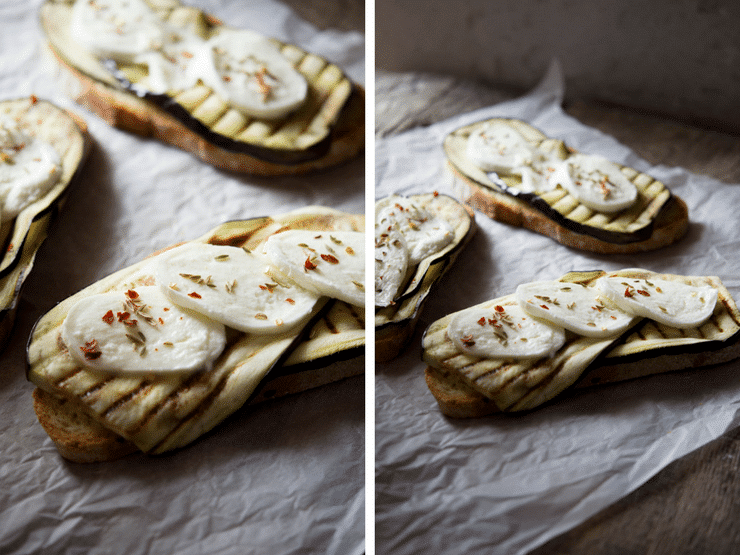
<box><xmin>199</xmin><ymin>29</ymin><xmax>308</xmax><ymax>119</ymax></box>
<box><xmin>594</xmin><ymin>276</ymin><xmax>718</xmax><ymax>329</ymax></box>
<box><xmin>515</xmin><ymin>280</ymin><xmax>635</xmax><ymax>338</ymax></box>
<box><xmin>69</xmin><ymin>0</ymin><xmax>165</xmax><ymax>63</ymax></box>
<box><xmin>465</xmin><ymin>121</ymin><xmax>537</xmax><ymax>174</ymax></box>
<box><xmin>156</xmin><ymin>243</ymin><xmax>321</xmax><ymax>334</ymax></box>
<box><xmin>375</xmin><ymin>195</ymin><xmax>454</xmax><ymax>265</ymax></box>
<box><xmin>62</xmin><ymin>286</ymin><xmax>226</xmax><ymax>373</ymax></box>
<box><xmin>375</xmin><ymin>226</ymin><xmax>408</xmax><ymax>307</ymax></box>
<box><xmin>0</xmin><ymin>121</ymin><xmax>61</xmax><ymax>220</ymax></box>
<box><xmin>550</xmin><ymin>153</ymin><xmax>638</xmax><ymax>213</ymax></box>
<box><xmin>263</xmin><ymin>230</ymin><xmax>365</xmax><ymax>307</ymax></box>
<box><xmin>448</xmin><ymin>303</ymin><xmax>566</xmax><ymax>359</ymax></box>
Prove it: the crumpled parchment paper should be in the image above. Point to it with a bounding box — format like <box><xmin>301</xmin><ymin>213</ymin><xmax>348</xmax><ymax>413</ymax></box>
<box><xmin>374</xmin><ymin>60</ymin><xmax>740</xmax><ymax>555</ymax></box>
<box><xmin>0</xmin><ymin>1</ymin><xmax>365</xmax><ymax>554</ymax></box>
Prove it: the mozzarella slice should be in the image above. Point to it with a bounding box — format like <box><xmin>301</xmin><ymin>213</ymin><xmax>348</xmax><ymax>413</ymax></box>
<box><xmin>466</xmin><ymin>121</ymin><xmax>537</xmax><ymax>174</ymax></box>
<box><xmin>263</xmin><ymin>230</ymin><xmax>364</xmax><ymax>308</ymax></box>
<box><xmin>135</xmin><ymin>28</ymin><xmax>206</xmax><ymax>94</ymax></box>
<box><xmin>515</xmin><ymin>280</ymin><xmax>635</xmax><ymax>338</ymax></box>
<box><xmin>156</xmin><ymin>243</ymin><xmax>321</xmax><ymax>334</ymax></box>
<box><xmin>198</xmin><ymin>29</ymin><xmax>308</xmax><ymax>119</ymax></box>
<box><xmin>448</xmin><ymin>303</ymin><xmax>566</xmax><ymax>359</ymax></box>
<box><xmin>595</xmin><ymin>276</ymin><xmax>718</xmax><ymax>329</ymax></box>
<box><xmin>62</xmin><ymin>286</ymin><xmax>226</xmax><ymax>373</ymax></box>
<box><xmin>550</xmin><ymin>153</ymin><xmax>638</xmax><ymax>213</ymax></box>
<box><xmin>375</xmin><ymin>226</ymin><xmax>408</xmax><ymax>307</ymax></box>
<box><xmin>0</xmin><ymin>121</ymin><xmax>61</xmax><ymax>220</ymax></box>
<box><xmin>375</xmin><ymin>195</ymin><xmax>454</xmax><ymax>265</ymax></box>
<box><xmin>70</xmin><ymin>0</ymin><xmax>165</xmax><ymax>63</ymax></box>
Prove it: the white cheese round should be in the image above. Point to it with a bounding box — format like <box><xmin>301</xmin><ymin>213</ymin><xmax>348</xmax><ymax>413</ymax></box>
<box><xmin>375</xmin><ymin>226</ymin><xmax>408</xmax><ymax>307</ymax></box>
<box><xmin>550</xmin><ymin>153</ymin><xmax>638</xmax><ymax>213</ymax></box>
<box><xmin>594</xmin><ymin>276</ymin><xmax>718</xmax><ymax>329</ymax></box>
<box><xmin>0</xmin><ymin>121</ymin><xmax>61</xmax><ymax>220</ymax></box>
<box><xmin>199</xmin><ymin>29</ymin><xmax>308</xmax><ymax>119</ymax></box>
<box><xmin>375</xmin><ymin>195</ymin><xmax>454</xmax><ymax>265</ymax></box>
<box><xmin>156</xmin><ymin>243</ymin><xmax>321</xmax><ymax>334</ymax></box>
<box><xmin>263</xmin><ymin>230</ymin><xmax>365</xmax><ymax>308</ymax></box>
<box><xmin>70</xmin><ymin>0</ymin><xmax>165</xmax><ymax>63</ymax></box>
<box><xmin>515</xmin><ymin>280</ymin><xmax>635</xmax><ymax>338</ymax></box>
<box><xmin>466</xmin><ymin>121</ymin><xmax>537</xmax><ymax>174</ymax></box>
<box><xmin>62</xmin><ymin>286</ymin><xmax>226</xmax><ymax>373</ymax></box>
<box><xmin>448</xmin><ymin>303</ymin><xmax>566</xmax><ymax>359</ymax></box>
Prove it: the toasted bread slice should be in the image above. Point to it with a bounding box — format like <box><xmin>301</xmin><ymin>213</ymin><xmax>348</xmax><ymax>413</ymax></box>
<box><xmin>28</xmin><ymin>207</ymin><xmax>364</xmax><ymax>461</ymax></box>
<box><xmin>423</xmin><ymin>270</ymin><xmax>740</xmax><ymax>417</ymax></box>
<box><xmin>40</xmin><ymin>0</ymin><xmax>364</xmax><ymax>176</ymax></box>
<box><xmin>445</xmin><ymin>118</ymin><xmax>688</xmax><ymax>254</ymax></box>
<box><xmin>0</xmin><ymin>97</ymin><xmax>90</xmax><ymax>352</ymax></box>
<box><xmin>375</xmin><ymin>193</ymin><xmax>475</xmax><ymax>362</ymax></box>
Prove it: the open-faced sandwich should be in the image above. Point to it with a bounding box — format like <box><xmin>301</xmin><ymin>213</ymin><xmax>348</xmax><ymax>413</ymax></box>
<box><xmin>444</xmin><ymin>118</ymin><xmax>688</xmax><ymax>253</ymax></box>
<box><xmin>0</xmin><ymin>96</ymin><xmax>90</xmax><ymax>351</ymax></box>
<box><xmin>422</xmin><ymin>269</ymin><xmax>740</xmax><ymax>417</ymax></box>
<box><xmin>375</xmin><ymin>193</ymin><xmax>475</xmax><ymax>361</ymax></box>
<box><xmin>40</xmin><ymin>0</ymin><xmax>364</xmax><ymax>176</ymax></box>
<box><xmin>27</xmin><ymin>206</ymin><xmax>365</xmax><ymax>462</ymax></box>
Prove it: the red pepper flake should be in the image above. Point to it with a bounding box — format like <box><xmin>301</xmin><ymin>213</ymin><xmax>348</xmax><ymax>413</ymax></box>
<box><xmin>540</xmin><ymin>304</ymin><xmax>550</xmax><ymax>310</ymax></box>
<box><xmin>495</xmin><ymin>305</ymin><xmax>505</xmax><ymax>313</ymax></box>
<box><xmin>477</xmin><ymin>317</ymin><xmax>486</xmax><ymax>326</ymax></box>
<box><xmin>181</xmin><ymin>50</ymin><xmax>193</xmax><ymax>58</ymax></box>
<box><xmin>285</xmin><ymin>298</ymin><xmax>295</xmax><ymax>305</ymax></box>
<box><xmin>188</xmin><ymin>292</ymin><xmax>202</xmax><ymax>299</ymax></box>
<box><xmin>158</xmin><ymin>318</ymin><xmax>165</xmax><ymax>325</ymax></box>
<box><xmin>321</xmin><ymin>253</ymin><xmax>339</xmax><ymax>264</ymax></box>
<box><xmin>624</xmin><ymin>288</ymin><xmax>633</xmax><ymax>298</ymax></box>
<box><xmin>637</xmin><ymin>290</ymin><xmax>651</xmax><ymax>297</ymax></box>
<box><xmin>80</xmin><ymin>339</ymin><xmax>102</xmax><ymax>360</ymax></box>
<box><xmin>6</xmin><ymin>243</ymin><xmax>13</xmax><ymax>252</ymax></box>
<box><xmin>126</xmin><ymin>289</ymin><xmax>139</xmax><ymax>300</ymax></box>
<box><xmin>304</xmin><ymin>257</ymin><xmax>317</xmax><ymax>271</ymax></box>
<box><xmin>102</xmin><ymin>310</ymin><xmax>114</xmax><ymax>325</ymax></box>
<box><xmin>117</xmin><ymin>311</ymin><xmax>131</xmax><ymax>322</ymax></box>
<box><xmin>123</xmin><ymin>319</ymin><xmax>138</xmax><ymax>327</ymax></box>
<box><xmin>163</xmin><ymin>307</ymin><xmax>170</xmax><ymax>311</ymax></box>
<box><xmin>433</xmin><ymin>190</ymin><xmax>439</xmax><ymax>197</ymax></box>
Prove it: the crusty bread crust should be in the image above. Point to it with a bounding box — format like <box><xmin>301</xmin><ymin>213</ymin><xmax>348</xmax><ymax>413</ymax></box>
<box><xmin>449</xmin><ymin>161</ymin><xmax>689</xmax><ymax>254</ymax></box>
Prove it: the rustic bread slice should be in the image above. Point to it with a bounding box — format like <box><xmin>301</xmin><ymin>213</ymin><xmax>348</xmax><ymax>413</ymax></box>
<box><xmin>423</xmin><ymin>270</ymin><xmax>740</xmax><ymax>417</ymax></box>
<box><xmin>28</xmin><ymin>207</ymin><xmax>364</xmax><ymax>462</ymax></box>
<box><xmin>40</xmin><ymin>0</ymin><xmax>364</xmax><ymax>176</ymax></box>
<box><xmin>445</xmin><ymin>118</ymin><xmax>688</xmax><ymax>254</ymax></box>
<box><xmin>375</xmin><ymin>193</ymin><xmax>475</xmax><ymax>362</ymax></box>
<box><xmin>0</xmin><ymin>97</ymin><xmax>90</xmax><ymax>352</ymax></box>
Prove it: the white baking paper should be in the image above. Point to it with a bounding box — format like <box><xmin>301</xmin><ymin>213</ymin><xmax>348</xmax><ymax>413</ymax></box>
<box><xmin>0</xmin><ymin>1</ymin><xmax>364</xmax><ymax>554</ymax></box>
<box><xmin>375</xmin><ymin>60</ymin><xmax>740</xmax><ymax>555</ymax></box>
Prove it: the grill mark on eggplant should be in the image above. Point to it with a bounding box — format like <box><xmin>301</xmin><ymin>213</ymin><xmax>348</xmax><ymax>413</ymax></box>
<box><xmin>344</xmin><ymin>303</ymin><xmax>365</xmax><ymax>328</ymax></box>
<box><xmin>54</xmin><ymin>367</ymin><xmax>82</xmax><ymax>388</ymax></box>
<box><xmin>80</xmin><ymin>378</ymin><xmax>114</xmax><ymax>399</ymax></box>
<box><xmin>101</xmin><ymin>381</ymin><xmax>151</xmax><ymax>419</ymax></box>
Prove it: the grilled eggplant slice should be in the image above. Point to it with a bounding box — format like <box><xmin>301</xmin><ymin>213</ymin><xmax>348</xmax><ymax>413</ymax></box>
<box><xmin>444</xmin><ymin>118</ymin><xmax>688</xmax><ymax>253</ymax></box>
<box><xmin>423</xmin><ymin>269</ymin><xmax>740</xmax><ymax>416</ymax></box>
<box><xmin>27</xmin><ymin>207</ymin><xmax>364</xmax><ymax>460</ymax></box>
<box><xmin>375</xmin><ymin>193</ymin><xmax>475</xmax><ymax>361</ymax></box>
<box><xmin>0</xmin><ymin>97</ymin><xmax>89</xmax><ymax>352</ymax></box>
<box><xmin>40</xmin><ymin>0</ymin><xmax>364</xmax><ymax>175</ymax></box>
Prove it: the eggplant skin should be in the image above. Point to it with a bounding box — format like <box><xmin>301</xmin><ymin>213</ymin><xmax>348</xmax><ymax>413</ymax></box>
<box><xmin>375</xmin><ymin>193</ymin><xmax>476</xmax><ymax>362</ymax></box>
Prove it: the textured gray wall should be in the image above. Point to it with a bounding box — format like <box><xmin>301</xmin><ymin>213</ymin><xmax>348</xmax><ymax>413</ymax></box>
<box><xmin>376</xmin><ymin>0</ymin><xmax>740</xmax><ymax>133</ymax></box>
